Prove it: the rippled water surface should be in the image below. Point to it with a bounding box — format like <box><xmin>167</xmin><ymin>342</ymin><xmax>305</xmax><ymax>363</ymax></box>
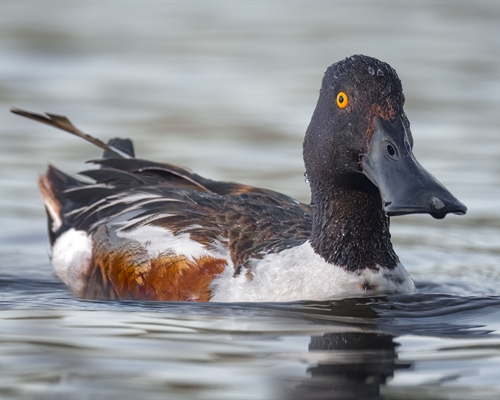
<box><xmin>1</xmin><ymin>2</ymin><xmax>500</xmax><ymax>399</ymax></box>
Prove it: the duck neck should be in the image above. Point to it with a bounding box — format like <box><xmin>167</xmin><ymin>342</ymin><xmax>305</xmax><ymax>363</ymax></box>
<box><xmin>308</xmin><ymin>181</ymin><xmax>399</xmax><ymax>272</ymax></box>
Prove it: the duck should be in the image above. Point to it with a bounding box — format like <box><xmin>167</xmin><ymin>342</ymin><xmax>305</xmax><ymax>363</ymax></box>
<box><xmin>12</xmin><ymin>55</ymin><xmax>467</xmax><ymax>302</ymax></box>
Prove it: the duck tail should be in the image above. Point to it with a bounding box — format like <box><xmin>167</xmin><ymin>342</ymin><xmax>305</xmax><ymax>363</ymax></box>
<box><xmin>12</xmin><ymin>108</ymin><xmax>138</xmax><ymax>244</ymax></box>
<box><xmin>10</xmin><ymin>108</ymin><xmax>133</xmax><ymax>159</ymax></box>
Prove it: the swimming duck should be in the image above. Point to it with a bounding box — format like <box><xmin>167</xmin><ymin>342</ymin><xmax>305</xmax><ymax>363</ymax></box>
<box><xmin>13</xmin><ymin>55</ymin><xmax>466</xmax><ymax>302</ymax></box>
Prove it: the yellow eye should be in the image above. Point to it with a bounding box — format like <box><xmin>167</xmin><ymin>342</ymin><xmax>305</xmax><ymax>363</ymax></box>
<box><xmin>336</xmin><ymin>91</ymin><xmax>348</xmax><ymax>109</ymax></box>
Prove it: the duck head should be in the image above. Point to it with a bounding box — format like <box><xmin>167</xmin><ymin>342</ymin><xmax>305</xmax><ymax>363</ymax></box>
<box><xmin>303</xmin><ymin>55</ymin><xmax>467</xmax><ymax>220</ymax></box>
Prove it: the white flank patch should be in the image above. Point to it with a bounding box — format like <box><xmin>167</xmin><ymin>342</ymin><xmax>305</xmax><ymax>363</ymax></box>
<box><xmin>52</xmin><ymin>228</ymin><xmax>93</xmax><ymax>296</ymax></box>
<box><xmin>210</xmin><ymin>241</ymin><xmax>416</xmax><ymax>302</ymax></box>
<box><xmin>115</xmin><ymin>223</ymin><xmax>222</xmax><ymax>262</ymax></box>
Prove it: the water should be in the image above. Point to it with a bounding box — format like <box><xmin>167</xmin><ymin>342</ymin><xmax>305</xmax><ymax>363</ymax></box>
<box><xmin>1</xmin><ymin>2</ymin><xmax>500</xmax><ymax>399</ymax></box>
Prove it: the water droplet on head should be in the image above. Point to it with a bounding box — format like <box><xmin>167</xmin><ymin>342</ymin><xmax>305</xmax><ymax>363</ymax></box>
<box><xmin>377</xmin><ymin>69</ymin><xmax>384</xmax><ymax>77</ymax></box>
<box><xmin>368</xmin><ymin>66</ymin><xmax>375</xmax><ymax>75</ymax></box>
<box><xmin>382</xmin><ymin>83</ymin><xmax>392</xmax><ymax>96</ymax></box>
<box><xmin>304</xmin><ymin>172</ymin><xmax>309</xmax><ymax>184</ymax></box>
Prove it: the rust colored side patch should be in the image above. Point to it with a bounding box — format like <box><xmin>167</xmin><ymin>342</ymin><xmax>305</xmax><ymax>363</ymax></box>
<box><xmin>85</xmin><ymin>249</ymin><xmax>227</xmax><ymax>302</ymax></box>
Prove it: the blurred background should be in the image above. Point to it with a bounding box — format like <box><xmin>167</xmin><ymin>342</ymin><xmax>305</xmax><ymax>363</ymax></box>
<box><xmin>1</xmin><ymin>3</ymin><xmax>500</xmax><ymax>399</ymax></box>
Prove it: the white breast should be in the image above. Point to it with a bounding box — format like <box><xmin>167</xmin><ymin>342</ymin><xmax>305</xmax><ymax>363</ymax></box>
<box><xmin>210</xmin><ymin>241</ymin><xmax>416</xmax><ymax>302</ymax></box>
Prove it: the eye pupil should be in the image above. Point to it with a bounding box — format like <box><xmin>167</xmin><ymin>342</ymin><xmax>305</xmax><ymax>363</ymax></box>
<box><xmin>387</xmin><ymin>145</ymin><xmax>395</xmax><ymax>156</ymax></box>
<box><xmin>339</xmin><ymin>95</ymin><xmax>344</xmax><ymax>103</ymax></box>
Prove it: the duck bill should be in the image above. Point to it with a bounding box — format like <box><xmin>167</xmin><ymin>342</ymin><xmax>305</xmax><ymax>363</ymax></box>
<box><xmin>361</xmin><ymin>116</ymin><xmax>467</xmax><ymax>219</ymax></box>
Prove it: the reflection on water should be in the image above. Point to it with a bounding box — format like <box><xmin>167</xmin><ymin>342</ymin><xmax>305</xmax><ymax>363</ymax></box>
<box><xmin>1</xmin><ymin>2</ymin><xmax>500</xmax><ymax>399</ymax></box>
<box><xmin>2</xmin><ymin>297</ymin><xmax>500</xmax><ymax>399</ymax></box>
<box><xmin>292</xmin><ymin>332</ymin><xmax>406</xmax><ymax>400</ymax></box>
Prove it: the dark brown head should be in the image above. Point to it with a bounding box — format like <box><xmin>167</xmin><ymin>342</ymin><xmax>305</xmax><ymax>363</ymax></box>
<box><xmin>303</xmin><ymin>55</ymin><xmax>466</xmax><ymax>219</ymax></box>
